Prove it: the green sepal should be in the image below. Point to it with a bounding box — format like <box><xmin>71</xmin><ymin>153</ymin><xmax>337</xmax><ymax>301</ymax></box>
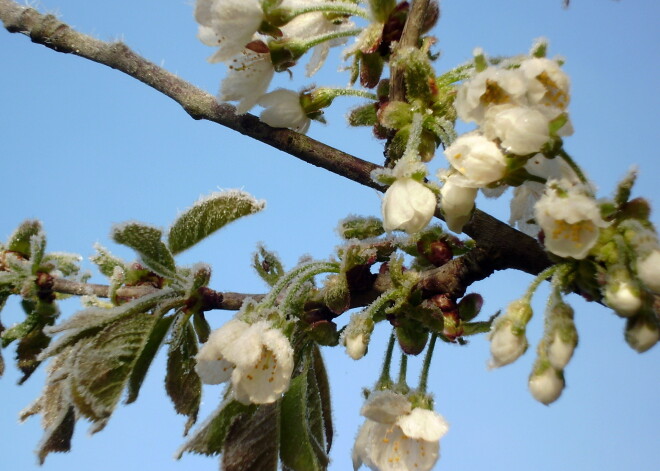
<box><xmin>192</xmin><ymin>312</ymin><xmax>211</xmax><ymax>344</ymax></box>
<box><xmin>311</xmin><ymin>345</ymin><xmax>333</xmax><ymax>452</ymax></box>
<box><xmin>360</xmin><ymin>51</ymin><xmax>384</xmax><ymax>89</ymax></box>
<box><xmin>126</xmin><ymin>314</ymin><xmax>175</xmax><ymax>404</ymax></box>
<box><xmin>396</xmin><ymin>319</ymin><xmax>429</xmax><ymax>355</ymax></box>
<box><xmin>176</xmin><ymin>400</ymin><xmax>257</xmax><ymax>458</ymax></box>
<box><xmin>7</xmin><ymin>220</ymin><xmax>42</xmax><ymax>258</ymax></box>
<box><xmin>112</xmin><ymin>222</ymin><xmax>176</xmax><ymax>278</ymax></box>
<box><xmin>378</xmin><ymin>101</ymin><xmax>412</xmax><ymax>130</ymax></box>
<box><xmin>168</xmin><ymin>191</ymin><xmax>265</xmax><ymax>255</ymax></box>
<box><xmin>253</xmin><ymin>245</ymin><xmax>285</xmax><ymax>287</ymax></box>
<box><xmin>462</xmin><ymin>319</ymin><xmax>495</xmax><ymax>336</ymax></box>
<box><xmin>165</xmin><ymin>316</ymin><xmax>202</xmax><ymax>435</ymax></box>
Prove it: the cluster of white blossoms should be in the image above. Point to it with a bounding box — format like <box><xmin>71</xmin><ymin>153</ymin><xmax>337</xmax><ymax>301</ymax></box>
<box><xmin>439</xmin><ymin>53</ymin><xmax>574</xmax><ymax>235</ymax></box>
<box><xmin>194</xmin><ymin>319</ymin><xmax>294</xmax><ymax>405</ymax></box>
<box><xmin>352</xmin><ymin>390</ymin><xmax>449</xmax><ymax>471</ymax></box>
<box><xmin>194</xmin><ymin>0</ymin><xmax>357</xmax><ymax>131</ymax></box>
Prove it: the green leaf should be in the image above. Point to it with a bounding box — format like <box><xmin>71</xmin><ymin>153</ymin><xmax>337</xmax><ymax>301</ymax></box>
<box><xmin>7</xmin><ymin>220</ymin><xmax>42</xmax><ymax>257</ymax></box>
<box><xmin>112</xmin><ymin>222</ymin><xmax>176</xmax><ymax>277</ymax></box>
<box><xmin>126</xmin><ymin>314</ymin><xmax>175</xmax><ymax>404</ymax></box>
<box><xmin>90</xmin><ymin>243</ymin><xmax>127</xmax><ymax>277</ymax></box>
<box><xmin>253</xmin><ymin>245</ymin><xmax>285</xmax><ymax>287</ymax></box>
<box><xmin>192</xmin><ymin>312</ymin><xmax>211</xmax><ymax>344</ymax></box>
<box><xmin>168</xmin><ymin>191</ymin><xmax>265</xmax><ymax>255</ymax></box>
<box><xmin>222</xmin><ymin>402</ymin><xmax>280</xmax><ymax>471</ymax></box>
<box><xmin>70</xmin><ymin>312</ymin><xmax>157</xmax><ymax>433</ymax></box>
<box><xmin>337</xmin><ymin>216</ymin><xmax>384</xmax><ymax>240</ymax></box>
<box><xmin>311</xmin><ymin>345</ymin><xmax>333</xmax><ymax>453</ymax></box>
<box><xmin>280</xmin><ymin>357</ymin><xmax>327</xmax><ymax>471</ymax></box>
<box><xmin>165</xmin><ymin>316</ymin><xmax>201</xmax><ymax>435</ymax></box>
<box><xmin>176</xmin><ymin>400</ymin><xmax>256</xmax><ymax>458</ymax></box>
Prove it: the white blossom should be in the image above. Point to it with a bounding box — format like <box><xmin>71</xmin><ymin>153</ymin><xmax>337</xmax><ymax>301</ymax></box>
<box><xmin>519</xmin><ymin>57</ymin><xmax>570</xmax><ymax>113</ymax></box>
<box><xmin>382</xmin><ymin>178</ymin><xmax>437</xmax><ymax>234</ymax></box>
<box><xmin>483</xmin><ymin>104</ymin><xmax>551</xmax><ymax>155</ymax></box>
<box><xmin>443</xmin><ymin>131</ymin><xmax>508</xmax><ymax>185</ymax></box>
<box><xmin>529</xmin><ymin>365</ymin><xmax>564</xmax><ymax>405</ymax></box>
<box><xmin>345</xmin><ymin>333</ymin><xmax>367</xmax><ymax>360</ymax></box>
<box><xmin>535</xmin><ymin>180</ymin><xmax>608</xmax><ymax>259</ymax></box>
<box><xmin>194</xmin><ymin>319</ymin><xmax>294</xmax><ymax>405</ymax></box>
<box><xmin>195</xmin><ymin>0</ymin><xmax>265</xmax><ymax>63</ymax></box>
<box><xmin>604</xmin><ymin>281</ymin><xmax>642</xmax><ymax>317</ymax></box>
<box><xmin>258</xmin><ymin>89</ymin><xmax>311</xmax><ymax>133</ymax></box>
<box><xmin>353</xmin><ymin>391</ymin><xmax>449</xmax><ymax>471</ymax></box>
<box><xmin>454</xmin><ymin>67</ymin><xmax>528</xmax><ymax>124</ymax></box>
<box><xmin>636</xmin><ymin>249</ymin><xmax>660</xmax><ymax>293</ymax></box>
<box><xmin>219</xmin><ymin>47</ymin><xmax>275</xmax><ymax>114</ymax></box>
<box><xmin>439</xmin><ymin>174</ymin><xmax>478</xmax><ymax>234</ymax></box>
<box><xmin>488</xmin><ymin>300</ymin><xmax>532</xmax><ymax>368</ymax></box>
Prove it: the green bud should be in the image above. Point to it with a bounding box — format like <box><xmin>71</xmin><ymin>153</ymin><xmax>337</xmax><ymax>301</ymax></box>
<box><xmin>323</xmin><ymin>273</ymin><xmax>351</xmax><ymax>315</ymax></box>
<box><xmin>360</xmin><ymin>51</ymin><xmax>385</xmax><ymax>89</ymax></box>
<box><xmin>268</xmin><ymin>39</ymin><xmax>305</xmax><ymax>72</ymax></box>
<box><xmin>386</xmin><ymin>125</ymin><xmax>409</xmax><ymax>162</ymax></box>
<box><xmin>338</xmin><ymin>216</ymin><xmax>385</xmax><ymax>240</ymax></box>
<box><xmin>396</xmin><ymin>319</ymin><xmax>429</xmax><ymax>355</ymax></box>
<box><xmin>394</xmin><ymin>47</ymin><xmax>435</xmax><ymax>103</ymax></box>
<box><xmin>378</xmin><ymin>101</ymin><xmax>413</xmax><ymax>129</ymax></box>
<box><xmin>620</xmin><ymin>198</ymin><xmax>651</xmax><ymax>221</ymax></box>
<box><xmin>307</xmin><ymin>320</ymin><xmax>339</xmax><ymax>346</ymax></box>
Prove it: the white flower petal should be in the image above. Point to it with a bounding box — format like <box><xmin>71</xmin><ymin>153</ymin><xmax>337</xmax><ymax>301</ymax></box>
<box><xmin>360</xmin><ymin>390</ymin><xmax>411</xmax><ymax>424</ymax></box>
<box><xmin>444</xmin><ymin>131</ymin><xmax>507</xmax><ymax>185</ymax></box>
<box><xmin>396</xmin><ymin>408</ymin><xmax>449</xmax><ymax>442</ymax></box>
<box><xmin>382</xmin><ymin>178</ymin><xmax>437</xmax><ymax>234</ymax></box>
<box><xmin>259</xmin><ymin>89</ymin><xmax>311</xmax><ymax>133</ymax></box>
<box><xmin>219</xmin><ymin>49</ymin><xmax>275</xmax><ymax>114</ymax></box>
<box><xmin>529</xmin><ymin>366</ymin><xmax>564</xmax><ymax>405</ymax></box>
<box><xmin>483</xmin><ymin>104</ymin><xmax>550</xmax><ymax>155</ymax></box>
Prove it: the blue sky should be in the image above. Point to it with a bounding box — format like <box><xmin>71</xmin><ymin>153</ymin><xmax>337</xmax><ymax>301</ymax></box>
<box><xmin>1</xmin><ymin>1</ymin><xmax>658</xmax><ymax>470</ymax></box>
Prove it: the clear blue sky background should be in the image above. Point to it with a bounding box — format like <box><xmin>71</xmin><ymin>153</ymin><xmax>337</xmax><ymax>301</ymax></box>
<box><xmin>1</xmin><ymin>1</ymin><xmax>658</xmax><ymax>470</ymax></box>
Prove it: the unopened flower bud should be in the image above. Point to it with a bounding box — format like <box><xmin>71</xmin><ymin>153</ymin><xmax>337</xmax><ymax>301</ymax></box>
<box><xmin>488</xmin><ymin>300</ymin><xmax>532</xmax><ymax>368</ymax></box>
<box><xmin>382</xmin><ymin>178</ymin><xmax>437</xmax><ymax>234</ymax></box>
<box><xmin>528</xmin><ymin>363</ymin><xmax>564</xmax><ymax>405</ymax></box>
<box><xmin>342</xmin><ymin>311</ymin><xmax>374</xmax><ymax>360</ymax></box>
<box><xmin>625</xmin><ymin>317</ymin><xmax>659</xmax><ymax>353</ymax></box>
<box><xmin>439</xmin><ymin>175</ymin><xmax>478</xmax><ymax>234</ymax></box>
<box><xmin>604</xmin><ymin>280</ymin><xmax>642</xmax><ymax>317</ymax></box>
<box><xmin>396</xmin><ymin>320</ymin><xmax>429</xmax><ymax>355</ymax></box>
<box><xmin>417</xmin><ymin>238</ymin><xmax>453</xmax><ymax>267</ymax></box>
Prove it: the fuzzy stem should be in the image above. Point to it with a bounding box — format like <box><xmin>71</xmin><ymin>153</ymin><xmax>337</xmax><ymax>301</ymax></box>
<box><xmin>299</xmin><ymin>28</ymin><xmax>362</xmax><ymax>51</ymax></box>
<box><xmin>557</xmin><ymin>148</ymin><xmax>590</xmax><ymax>189</ymax></box>
<box><xmin>285</xmin><ymin>3</ymin><xmax>371</xmax><ymax>20</ymax></box>
<box><xmin>417</xmin><ymin>333</ymin><xmax>437</xmax><ymax>393</ymax></box>
<box><xmin>377</xmin><ymin>332</ymin><xmax>397</xmax><ymax>388</ymax></box>
<box><xmin>524</xmin><ymin>265</ymin><xmax>560</xmax><ymax>302</ymax></box>
<box><xmin>397</xmin><ymin>352</ymin><xmax>409</xmax><ymax>387</ymax></box>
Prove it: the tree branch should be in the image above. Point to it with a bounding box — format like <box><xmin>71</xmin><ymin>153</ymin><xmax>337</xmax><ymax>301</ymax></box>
<box><xmin>0</xmin><ymin>0</ymin><xmax>551</xmax><ymax>277</ymax></box>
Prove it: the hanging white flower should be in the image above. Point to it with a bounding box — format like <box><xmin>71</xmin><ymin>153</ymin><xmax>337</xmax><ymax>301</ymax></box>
<box><xmin>604</xmin><ymin>281</ymin><xmax>642</xmax><ymax>317</ymax></box>
<box><xmin>625</xmin><ymin>318</ymin><xmax>659</xmax><ymax>353</ymax></box>
<box><xmin>454</xmin><ymin>67</ymin><xmax>528</xmax><ymax>124</ymax></box>
<box><xmin>195</xmin><ymin>0</ymin><xmax>265</xmax><ymax>64</ymax></box>
<box><xmin>219</xmin><ymin>46</ymin><xmax>275</xmax><ymax>114</ymax></box>
<box><xmin>488</xmin><ymin>300</ymin><xmax>532</xmax><ymax>368</ymax></box>
<box><xmin>534</xmin><ymin>179</ymin><xmax>608</xmax><ymax>259</ymax></box>
<box><xmin>439</xmin><ymin>173</ymin><xmax>478</xmax><ymax>234</ymax></box>
<box><xmin>194</xmin><ymin>319</ymin><xmax>294</xmax><ymax>405</ymax></box>
<box><xmin>382</xmin><ymin>178</ymin><xmax>437</xmax><ymax>234</ymax></box>
<box><xmin>483</xmin><ymin>104</ymin><xmax>551</xmax><ymax>155</ymax></box>
<box><xmin>443</xmin><ymin>131</ymin><xmax>508</xmax><ymax>185</ymax></box>
<box><xmin>258</xmin><ymin>89</ymin><xmax>311</xmax><ymax>133</ymax></box>
<box><xmin>636</xmin><ymin>249</ymin><xmax>660</xmax><ymax>293</ymax></box>
<box><xmin>352</xmin><ymin>390</ymin><xmax>449</xmax><ymax>471</ymax></box>
<box><xmin>529</xmin><ymin>364</ymin><xmax>565</xmax><ymax>405</ymax></box>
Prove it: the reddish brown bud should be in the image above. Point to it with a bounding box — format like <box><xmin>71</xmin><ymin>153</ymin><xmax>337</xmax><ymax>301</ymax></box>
<box><xmin>417</xmin><ymin>239</ymin><xmax>453</xmax><ymax>267</ymax></box>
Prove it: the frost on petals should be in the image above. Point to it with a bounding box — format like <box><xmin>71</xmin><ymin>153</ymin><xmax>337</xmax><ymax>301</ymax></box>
<box><xmin>194</xmin><ymin>319</ymin><xmax>294</xmax><ymax>405</ymax></box>
<box><xmin>259</xmin><ymin>89</ymin><xmax>311</xmax><ymax>133</ymax></box>
<box><xmin>382</xmin><ymin>178</ymin><xmax>437</xmax><ymax>234</ymax></box>
<box><xmin>219</xmin><ymin>47</ymin><xmax>275</xmax><ymax>114</ymax></box>
<box><xmin>439</xmin><ymin>173</ymin><xmax>478</xmax><ymax>234</ymax></box>
<box><xmin>535</xmin><ymin>180</ymin><xmax>608</xmax><ymax>259</ymax></box>
<box><xmin>483</xmin><ymin>104</ymin><xmax>550</xmax><ymax>155</ymax></box>
<box><xmin>443</xmin><ymin>131</ymin><xmax>507</xmax><ymax>185</ymax></box>
<box><xmin>353</xmin><ymin>391</ymin><xmax>449</xmax><ymax>471</ymax></box>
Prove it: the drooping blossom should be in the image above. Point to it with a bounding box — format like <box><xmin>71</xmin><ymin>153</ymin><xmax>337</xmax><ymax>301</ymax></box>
<box><xmin>382</xmin><ymin>178</ymin><xmax>437</xmax><ymax>234</ymax></box>
<box><xmin>636</xmin><ymin>249</ymin><xmax>660</xmax><ymax>293</ymax></box>
<box><xmin>483</xmin><ymin>104</ymin><xmax>551</xmax><ymax>155</ymax></box>
<box><xmin>439</xmin><ymin>173</ymin><xmax>478</xmax><ymax>234</ymax></box>
<box><xmin>195</xmin><ymin>319</ymin><xmax>294</xmax><ymax>405</ymax></box>
<box><xmin>259</xmin><ymin>89</ymin><xmax>311</xmax><ymax>133</ymax></box>
<box><xmin>488</xmin><ymin>299</ymin><xmax>532</xmax><ymax>368</ymax></box>
<box><xmin>443</xmin><ymin>131</ymin><xmax>508</xmax><ymax>185</ymax></box>
<box><xmin>352</xmin><ymin>390</ymin><xmax>449</xmax><ymax>471</ymax></box>
<box><xmin>219</xmin><ymin>45</ymin><xmax>275</xmax><ymax>114</ymax></box>
<box><xmin>528</xmin><ymin>363</ymin><xmax>565</xmax><ymax>405</ymax></box>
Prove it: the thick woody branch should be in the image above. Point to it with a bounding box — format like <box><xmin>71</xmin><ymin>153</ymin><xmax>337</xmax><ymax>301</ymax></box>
<box><xmin>0</xmin><ymin>0</ymin><xmax>551</xmax><ymax>278</ymax></box>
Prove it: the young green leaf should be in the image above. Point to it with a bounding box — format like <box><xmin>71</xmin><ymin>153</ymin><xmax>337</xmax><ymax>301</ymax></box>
<box><xmin>7</xmin><ymin>220</ymin><xmax>42</xmax><ymax>257</ymax></box>
<box><xmin>253</xmin><ymin>245</ymin><xmax>285</xmax><ymax>287</ymax></box>
<box><xmin>165</xmin><ymin>316</ymin><xmax>202</xmax><ymax>435</ymax></box>
<box><xmin>126</xmin><ymin>314</ymin><xmax>175</xmax><ymax>404</ymax></box>
<box><xmin>69</xmin><ymin>312</ymin><xmax>157</xmax><ymax>433</ymax></box>
<box><xmin>90</xmin><ymin>243</ymin><xmax>127</xmax><ymax>277</ymax></box>
<box><xmin>176</xmin><ymin>399</ymin><xmax>256</xmax><ymax>458</ymax></box>
<box><xmin>168</xmin><ymin>191</ymin><xmax>266</xmax><ymax>255</ymax></box>
<box><xmin>112</xmin><ymin>222</ymin><xmax>176</xmax><ymax>278</ymax></box>
<box><xmin>222</xmin><ymin>402</ymin><xmax>280</xmax><ymax>471</ymax></box>
<box><xmin>311</xmin><ymin>345</ymin><xmax>333</xmax><ymax>453</ymax></box>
